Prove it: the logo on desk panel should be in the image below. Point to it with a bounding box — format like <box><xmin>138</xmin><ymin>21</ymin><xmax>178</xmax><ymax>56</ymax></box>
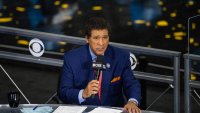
<box><xmin>129</xmin><ymin>52</ymin><xmax>137</xmax><ymax>70</ymax></box>
<box><xmin>29</xmin><ymin>38</ymin><xmax>44</xmax><ymax>57</ymax></box>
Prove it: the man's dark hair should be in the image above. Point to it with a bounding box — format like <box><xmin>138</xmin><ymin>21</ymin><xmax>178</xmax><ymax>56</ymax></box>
<box><xmin>84</xmin><ymin>17</ymin><xmax>111</xmax><ymax>38</ymax></box>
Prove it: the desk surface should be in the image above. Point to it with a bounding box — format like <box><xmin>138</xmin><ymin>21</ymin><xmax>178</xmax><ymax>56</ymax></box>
<box><xmin>0</xmin><ymin>104</ymin><xmax>164</xmax><ymax>113</ymax></box>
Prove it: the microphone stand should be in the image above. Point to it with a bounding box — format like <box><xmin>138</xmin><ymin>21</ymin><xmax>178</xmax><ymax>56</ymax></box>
<box><xmin>0</xmin><ymin>64</ymin><xmax>31</xmax><ymax>104</ymax></box>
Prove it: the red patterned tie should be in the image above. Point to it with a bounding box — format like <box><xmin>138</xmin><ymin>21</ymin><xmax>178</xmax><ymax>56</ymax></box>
<box><xmin>98</xmin><ymin>70</ymin><xmax>102</xmax><ymax>100</ymax></box>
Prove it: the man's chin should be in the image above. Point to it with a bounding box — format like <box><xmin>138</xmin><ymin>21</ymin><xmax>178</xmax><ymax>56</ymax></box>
<box><xmin>95</xmin><ymin>51</ymin><xmax>104</xmax><ymax>55</ymax></box>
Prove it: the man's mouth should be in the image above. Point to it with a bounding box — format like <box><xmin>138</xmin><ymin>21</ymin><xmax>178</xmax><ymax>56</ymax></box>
<box><xmin>96</xmin><ymin>48</ymin><xmax>104</xmax><ymax>51</ymax></box>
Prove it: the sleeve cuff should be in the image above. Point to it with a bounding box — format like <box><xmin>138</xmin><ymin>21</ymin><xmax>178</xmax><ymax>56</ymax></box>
<box><xmin>128</xmin><ymin>98</ymin><xmax>138</xmax><ymax>106</ymax></box>
<box><xmin>78</xmin><ymin>89</ymin><xmax>85</xmax><ymax>104</ymax></box>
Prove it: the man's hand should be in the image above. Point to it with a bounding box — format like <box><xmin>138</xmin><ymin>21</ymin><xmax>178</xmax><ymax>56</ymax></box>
<box><xmin>82</xmin><ymin>80</ymin><xmax>99</xmax><ymax>98</ymax></box>
<box><xmin>123</xmin><ymin>101</ymin><xmax>141</xmax><ymax>113</ymax></box>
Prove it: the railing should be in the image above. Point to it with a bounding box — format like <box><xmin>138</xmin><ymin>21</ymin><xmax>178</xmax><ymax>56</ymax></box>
<box><xmin>0</xmin><ymin>26</ymin><xmax>181</xmax><ymax>113</ymax></box>
<box><xmin>184</xmin><ymin>54</ymin><xmax>200</xmax><ymax>113</ymax></box>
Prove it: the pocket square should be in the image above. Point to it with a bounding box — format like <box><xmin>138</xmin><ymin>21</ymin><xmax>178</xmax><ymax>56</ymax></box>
<box><xmin>111</xmin><ymin>76</ymin><xmax>121</xmax><ymax>83</ymax></box>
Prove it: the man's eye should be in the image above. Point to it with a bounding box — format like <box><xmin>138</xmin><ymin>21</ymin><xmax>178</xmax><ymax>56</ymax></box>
<box><xmin>93</xmin><ymin>37</ymin><xmax>99</xmax><ymax>39</ymax></box>
<box><xmin>103</xmin><ymin>36</ymin><xmax>109</xmax><ymax>39</ymax></box>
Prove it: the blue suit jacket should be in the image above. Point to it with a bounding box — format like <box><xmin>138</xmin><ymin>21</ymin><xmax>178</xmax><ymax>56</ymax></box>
<box><xmin>58</xmin><ymin>44</ymin><xmax>141</xmax><ymax>107</ymax></box>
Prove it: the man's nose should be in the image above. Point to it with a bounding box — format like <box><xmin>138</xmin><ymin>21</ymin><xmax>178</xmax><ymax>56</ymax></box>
<box><xmin>98</xmin><ymin>38</ymin><xmax>104</xmax><ymax>45</ymax></box>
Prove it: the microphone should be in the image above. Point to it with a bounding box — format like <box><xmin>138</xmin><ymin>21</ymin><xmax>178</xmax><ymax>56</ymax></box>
<box><xmin>0</xmin><ymin>64</ymin><xmax>31</xmax><ymax>104</ymax></box>
<box><xmin>92</xmin><ymin>55</ymin><xmax>103</xmax><ymax>80</ymax></box>
<box><xmin>91</xmin><ymin>55</ymin><xmax>103</xmax><ymax>98</ymax></box>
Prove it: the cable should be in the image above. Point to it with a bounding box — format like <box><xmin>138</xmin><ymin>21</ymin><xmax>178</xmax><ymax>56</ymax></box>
<box><xmin>190</xmin><ymin>92</ymin><xmax>200</xmax><ymax>106</ymax></box>
<box><xmin>193</xmin><ymin>89</ymin><xmax>200</xmax><ymax>100</ymax></box>
<box><xmin>44</xmin><ymin>92</ymin><xmax>57</xmax><ymax>104</ymax></box>
<box><xmin>145</xmin><ymin>84</ymin><xmax>173</xmax><ymax>110</ymax></box>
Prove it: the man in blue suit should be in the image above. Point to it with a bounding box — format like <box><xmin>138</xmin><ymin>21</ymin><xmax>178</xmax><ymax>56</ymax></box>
<box><xmin>58</xmin><ymin>17</ymin><xmax>141</xmax><ymax>113</ymax></box>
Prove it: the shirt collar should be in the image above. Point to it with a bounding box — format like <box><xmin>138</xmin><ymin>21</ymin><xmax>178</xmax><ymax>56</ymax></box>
<box><xmin>89</xmin><ymin>46</ymin><xmax>97</xmax><ymax>61</ymax></box>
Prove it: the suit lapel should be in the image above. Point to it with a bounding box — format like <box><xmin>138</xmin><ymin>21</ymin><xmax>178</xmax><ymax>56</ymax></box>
<box><xmin>81</xmin><ymin>45</ymin><xmax>95</xmax><ymax>87</ymax></box>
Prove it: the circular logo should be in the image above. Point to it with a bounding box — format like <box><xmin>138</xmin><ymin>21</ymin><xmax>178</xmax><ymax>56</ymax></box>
<box><xmin>29</xmin><ymin>38</ymin><xmax>44</xmax><ymax>57</ymax></box>
<box><xmin>129</xmin><ymin>52</ymin><xmax>137</xmax><ymax>70</ymax></box>
<box><xmin>106</xmin><ymin>63</ymin><xmax>110</xmax><ymax>69</ymax></box>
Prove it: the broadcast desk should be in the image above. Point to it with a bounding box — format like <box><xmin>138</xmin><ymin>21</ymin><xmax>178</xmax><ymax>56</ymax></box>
<box><xmin>0</xmin><ymin>104</ymin><xmax>164</xmax><ymax>113</ymax></box>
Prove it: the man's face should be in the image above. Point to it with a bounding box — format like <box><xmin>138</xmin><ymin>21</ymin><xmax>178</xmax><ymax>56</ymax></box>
<box><xmin>86</xmin><ymin>29</ymin><xmax>109</xmax><ymax>55</ymax></box>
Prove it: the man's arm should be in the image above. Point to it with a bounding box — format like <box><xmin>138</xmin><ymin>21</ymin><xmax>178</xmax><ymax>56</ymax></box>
<box><xmin>58</xmin><ymin>53</ymin><xmax>80</xmax><ymax>104</ymax></box>
<box><xmin>122</xmin><ymin>54</ymin><xmax>141</xmax><ymax>113</ymax></box>
<box><xmin>122</xmin><ymin>58</ymin><xmax>141</xmax><ymax>103</ymax></box>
